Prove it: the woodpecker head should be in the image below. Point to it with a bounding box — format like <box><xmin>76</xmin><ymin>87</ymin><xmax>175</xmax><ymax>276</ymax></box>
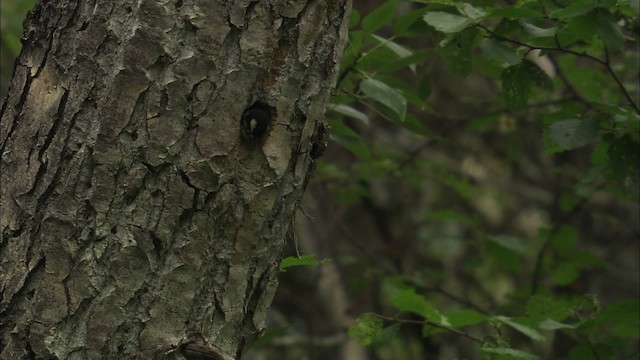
<box><xmin>241</xmin><ymin>102</ymin><xmax>271</xmax><ymax>143</ymax></box>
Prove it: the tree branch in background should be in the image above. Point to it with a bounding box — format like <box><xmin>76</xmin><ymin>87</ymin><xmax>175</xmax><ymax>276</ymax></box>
<box><xmin>530</xmin><ymin>191</ymin><xmax>598</xmax><ymax>295</ymax></box>
<box><xmin>371</xmin><ymin>313</ymin><xmax>485</xmax><ymax>344</ymax></box>
<box><xmin>477</xmin><ymin>24</ymin><xmax>640</xmax><ymax>114</ymax></box>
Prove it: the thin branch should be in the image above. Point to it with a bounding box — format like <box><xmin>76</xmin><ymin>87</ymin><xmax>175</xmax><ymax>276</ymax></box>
<box><xmin>371</xmin><ymin>313</ymin><xmax>485</xmax><ymax>344</ymax></box>
<box><xmin>338</xmin><ymin>88</ymin><xmax>398</xmax><ymax>125</ymax></box>
<box><xmin>336</xmin><ymin>35</ymin><xmax>401</xmax><ymax>89</ymax></box>
<box><xmin>477</xmin><ymin>24</ymin><xmax>640</xmax><ymax>114</ymax></box>
<box><xmin>402</xmin><ymin>276</ymin><xmax>490</xmax><ymax>315</ymax></box>
<box><xmin>547</xmin><ymin>56</ymin><xmax>593</xmax><ymax>108</ymax></box>
<box><xmin>530</xmin><ymin>188</ymin><xmax>598</xmax><ymax>295</ymax></box>
<box><xmin>587</xmin><ymin>339</ymin><xmax>603</xmax><ymax>360</ymax></box>
<box><xmin>602</xmin><ymin>48</ymin><xmax>640</xmax><ymax>114</ymax></box>
<box><xmin>477</xmin><ymin>24</ymin><xmax>605</xmax><ymax>64</ymax></box>
<box><xmin>336</xmin><ymin>53</ymin><xmax>361</xmax><ymax>89</ymax></box>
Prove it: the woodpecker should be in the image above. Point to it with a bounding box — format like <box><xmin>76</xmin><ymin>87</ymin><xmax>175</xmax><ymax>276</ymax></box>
<box><xmin>241</xmin><ymin>102</ymin><xmax>271</xmax><ymax>142</ymax></box>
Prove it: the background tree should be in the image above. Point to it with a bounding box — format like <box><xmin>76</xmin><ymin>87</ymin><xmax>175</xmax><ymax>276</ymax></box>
<box><xmin>0</xmin><ymin>1</ymin><xmax>351</xmax><ymax>359</ymax></box>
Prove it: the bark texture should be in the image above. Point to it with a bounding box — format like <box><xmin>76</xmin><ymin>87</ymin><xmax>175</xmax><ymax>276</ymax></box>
<box><xmin>0</xmin><ymin>0</ymin><xmax>351</xmax><ymax>358</ymax></box>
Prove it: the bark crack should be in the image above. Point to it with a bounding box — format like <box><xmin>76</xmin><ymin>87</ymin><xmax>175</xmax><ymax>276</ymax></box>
<box><xmin>19</xmin><ymin>88</ymin><xmax>70</xmax><ymax>204</ymax></box>
<box><xmin>33</xmin><ymin>11</ymin><xmax>63</xmax><ymax>79</ymax></box>
<box><xmin>0</xmin><ymin>255</ymin><xmax>45</xmax><ymax>315</ymax></box>
<box><xmin>0</xmin><ymin>72</ymin><xmax>33</xmax><ymax>156</ymax></box>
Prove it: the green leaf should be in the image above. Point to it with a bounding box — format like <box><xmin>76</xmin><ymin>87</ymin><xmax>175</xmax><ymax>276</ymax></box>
<box><xmin>521</xmin><ymin>21</ymin><xmax>557</xmax><ymax>37</ymax></box>
<box><xmin>422</xmin><ymin>323</ymin><xmax>447</xmax><ymax>337</ymax></box>
<box><xmin>423</xmin><ymin>11</ymin><xmax>472</xmax><ymax>33</ymax></box>
<box><xmin>485</xmin><ymin>7</ymin><xmax>543</xmax><ymax>19</ymax></box>
<box><xmin>362</xmin><ymin>0</ymin><xmax>397</xmax><ymax>33</ymax></box>
<box><xmin>413</xmin><ymin>0</ymin><xmax>458</xmax><ymax>5</ymax></box>
<box><xmin>572</xmin><ymin>249</ymin><xmax>607</xmax><ymax>269</ymax></box>
<box><xmin>595</xmin><ymin>10</ymin><xmax>625</xmax><ymax>53</ymax></box>
<box><xmin>486</xmin><ymin>241</ymin><xmax>521</xmax><ymax>272</ymax></box>
<box><xmin>427</xmin><ymin>161</ymin><xmax>475</xmax><ymax>198</ymax></box>
<box><xmin>327</xmin><ymin>118</ymin><xmax>372</xmax><ymax>159</ymax></box>
<box><xmin>569</xmin><ymin>343</ymin><xmax>614</xmax><ymax>360</ymax></box>
<box><xmin>279</xmin><ymin>255</ymin><xmax>327</xmax><ymax>272</ymax></box>
<box><xmin>250</xmin><ymin>326</ymin><xmax>289</xmax><ymax>348</ymax></box>
<box><xmin>556</xmin><ymin>55</ymin><xmax>608</xmax><ymax>102</ymax></box>
<box><xmin>379</xmin><ymin>49</ymin><xmax>437</xmax><ymax>73</ymax></box>
<box><xmin>402</xmin><ymin>114</ymin><xmax>430</xmax><ymax>137</ymax></box>
<box><xmin>481</xmin><ymin>347</ymin><xmax>540</xmax><ymax>360</ymax></box>
<box><xmin>590</xmin><ymin>136</ymin><xmax>609</xmax><ymax>165</ymax></box>
<box><xmin>394</xmin><ymin>7</ymin><xmax>430</xmax><ymax>36</ymax></box>
<box><xmin>350</xmin><ymin>9</ymin><xmax>360</xmax><ymax>29</ymax></box>
<box><xmin>424</xmin><ymin>209</ymin><xmax>477</xmax><ymax>226</ymax></box>
<box><xmin>370</xmin><ymin>34</ymin><xmax>412</xmax><ymax>59</ymax></box>
<box><xmin>441</xmin><ymin>28</ymin><xmax>479</xmax><ymax>77</ymax></box>
<box><xmin>550</xmin><ymin>263</ymin><xmax>579</xmax><ymax>286</ymax></box>
<box><xmin>481</xmin><ymin>39</ymin><xmax>521</xmax><ymax>65</ymax></box>
<box><xmin>538</xmin><ymin>319</ymin><xmax>577</xmax><ymax>330</ymax></box>
<box><xmin>417</xmin><ymin>73</ymin><xmax>431</xmax><ymax>100</ymax></box>
<box><xmin>360</xmin><ymin>78</ymin><xmax>407</xmax><ymax>121</ymax></box>
<box><xmin>548</xmin><ymin>117</ymin><xmax>599</xmax><ymax>150</ymax></box>
<box><xmin>370</xmin><ymin>324</ymin><xmax>401</xmax><ymax>348</ymax></box>
<box><xmin>349</xmin><ymin>314</ymin><xmax>384</xmax><ymax>345</ymax></box>
<box><xmin>494</xmin><ymin>316</ymin><xmax>546</xmax><ymax>341</ymax></box>
<box><xmin>443</xmin><ymin>310</ymin><xmax>488</xmax><ymax>328</ymax></box>
<box><xmin>357</xmin><ymin>44</ymin><xmax>407</xmax><ymax>73</ymax></box>
<box><xmin>349</xmin><ymin>30</ymin><xmax>363</xmax><ymax>52</ymax></box>
<box><xmin>487</xmin><ymin>235</ymin><xmax>534</xmax><ymax>256</ymax></box>
<box><xmin>392</xmin><ymin>289</ymin><xmax>444</xmax><ymax>323</ymax></box>
<box><xmin>459</xmin><ymin>3</ymin><xmax>486</xmax><ymax>20</ymax></box>
<box><xmin>607</xmin><ymin>134</ymin><xmax>640</xmax><ymax>202</ymax></box>
<box><xmin>502</xmin><ymin>64</ymin><xmax>532</xmax><ymax>108</ymax></box>
<box><xmin>375</xmin><ymin>75</ymin><xmax>424</xmax><ymax>108</ymax></box>
<box><xmin>597</xmin><ymin>299</ymin><xmax>640</xmax><ymax>338</ymax></box>
<box><xmin>524</xmin><ymin>60</ymin><xmax>553</xmax><ymax>91</ymax></box>
<box><xmin>543</xmin><ymin>131</ymin><xmax>565</xmax><ymax>154</ymax></box>
<box><xmin>557</xmin><ymin>12</ymin><xmax>598</xmax><ymax>46</ymax></box>
<box><xmin>377</xmin><ymin>75</ymin><xmax>424</xmax><ymax>108</ymax></box>
<box><xmin>371</xmin><ymin>34</ymin><xmax>434</xmax><ymax>73</ymax></box>
<box><xmin>342</xmin><ymin>30</ymin><xmax>363</xmax><ymax>66</ymax></box>
<box><xmin>551</xmin><ymin>225</ymin><xmax>578</xmax><ymax>252</ymax></box>
<box><xmin>559</xmin><ymin>190</ymin><xmax>582</xmax><ymax>213</ymax></box>
<box><xmin>550</xmin><ymin>0</ymin><xmax>597</xmax><ymax>19</ymax></box>
<box><xmin>328</xmin><ymin>104</ymin><xmax>369</xmax><ymax>126</ymax></box>
<box><xmin>526</xmin><ymin>295</ymin><xmax>572</xmax><ymax>322</ymax></box>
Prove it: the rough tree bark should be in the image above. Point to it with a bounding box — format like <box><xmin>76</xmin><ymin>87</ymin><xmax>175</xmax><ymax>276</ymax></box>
<box><xmin>0</xmin><ymin>0</ymin><xmax>351</xmax><ymax>359</ymax></box>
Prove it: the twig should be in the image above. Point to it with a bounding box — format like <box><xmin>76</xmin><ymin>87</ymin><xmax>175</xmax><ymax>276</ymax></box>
<box><xmin>476</xmin><ymin>24</ymin><xmax>640</xmax><ymax>114</ymax></box>
<box><xmin>336</xmin><ymin>35</ymin><xmax>401</xmax><ymax>89</ymax></box>
<box><xmin>547</xmin><ymin>55</ymin><xmax>592</xmax><ymax>108</ymax></box>
<box><xmin>601</xmin><ymin>47</ymin><xmax>640</xmax><ymax>114</ymax></box>
<box><xmin>401</xmin><ymin>276</ymin><xmax>490</xmax><ymax>315</ymax></box>
<box><xmin>371</xmin><ymin>313</ymin><xmax>485</xmax><ymax>344</ymax></box>
<box><xmin>530</xmin><ymin>190</ymin><xmax>597</xmax><ymax>295</ymax></box>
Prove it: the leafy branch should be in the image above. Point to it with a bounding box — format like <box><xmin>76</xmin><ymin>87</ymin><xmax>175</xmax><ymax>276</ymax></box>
<box><xmin>476</xmin><ymin>24</ymin><xmax>640</xmax><ymax>114</ymax></box>
<box><xmin>368</xmin><ymin>312</ymin><xmax>486</xmax><ymax>344</ymax></box>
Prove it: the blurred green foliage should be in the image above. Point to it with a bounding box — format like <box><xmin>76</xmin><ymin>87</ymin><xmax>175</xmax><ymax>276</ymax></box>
<box><xmin>1</xmin><ymin>0</ymin><xmax>637</xmax><ymax>359</ymax></box>
<box><xmin>324</xmin><ymin>0</ymin><xmax>639</xmax><ymax>359</ymax></box>
<box><xmin>1</xmin><ymin>0</ymin><xmax>36</xmax><ymax>98</ymax></box>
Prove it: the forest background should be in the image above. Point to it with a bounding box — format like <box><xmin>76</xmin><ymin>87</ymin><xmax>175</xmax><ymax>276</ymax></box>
<box><xmin>1</xmin><ymin>0</ymin><xmax>638</xmax><ymax>359</ymax></box>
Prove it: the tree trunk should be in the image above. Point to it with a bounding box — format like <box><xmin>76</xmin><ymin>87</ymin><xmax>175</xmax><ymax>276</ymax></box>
<box><xmin>0</xmin><ymin>1</ymin><xmax>351</xmax><ymax>358</ymax></box>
